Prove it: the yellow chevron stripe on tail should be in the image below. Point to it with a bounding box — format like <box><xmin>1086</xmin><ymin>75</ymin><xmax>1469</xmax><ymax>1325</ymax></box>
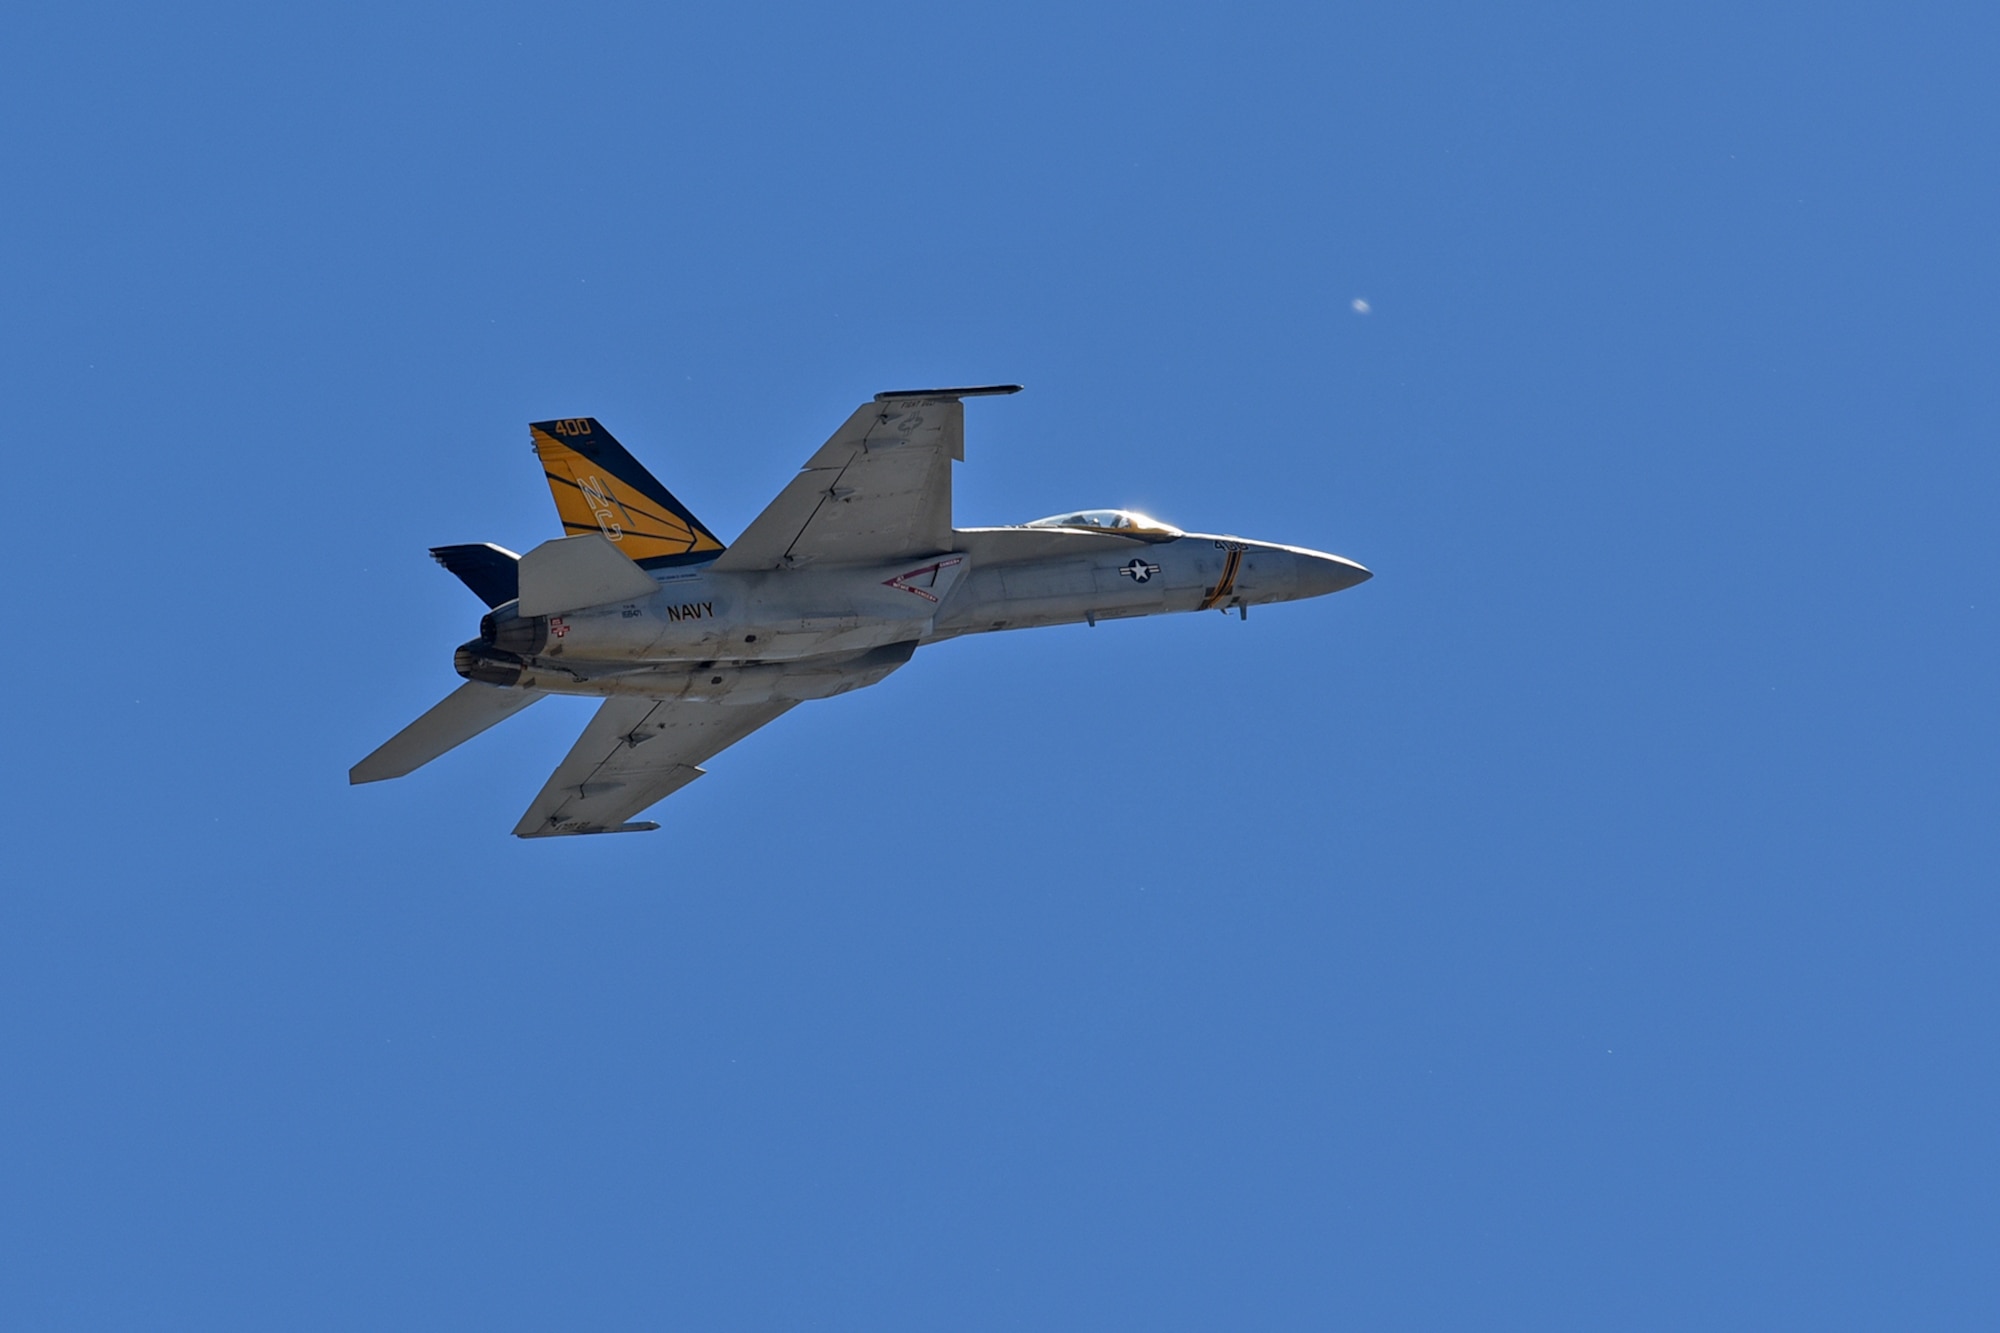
<box><xmin>530</xmin><ymin>418</ymin><xmax>725</xmax><ymax>567</ymax></box>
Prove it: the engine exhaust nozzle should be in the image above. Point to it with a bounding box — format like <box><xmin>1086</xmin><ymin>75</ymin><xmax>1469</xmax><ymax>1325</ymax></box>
<box><xmin>479</xmin><ymin>609</ymin><xmax>548</xmax><ymax>656</ymax></box>
<box><xmin>455</xmin><ymin>639</ymin><xmax>528</xmax><ymax>688</ymax></box>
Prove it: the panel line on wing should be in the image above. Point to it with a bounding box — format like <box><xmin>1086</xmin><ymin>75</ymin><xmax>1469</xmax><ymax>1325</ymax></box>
<box><xmin>712</xmin><ymin>391</ymin><xmax>1004</xmax><ymax>572</ymax></box>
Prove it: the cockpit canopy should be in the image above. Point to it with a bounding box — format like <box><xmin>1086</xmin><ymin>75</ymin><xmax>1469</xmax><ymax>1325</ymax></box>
<box><xmin>1023</xmin><ymin>508</ymin><xmax>1183</xmax><ymax>538</ymax></box>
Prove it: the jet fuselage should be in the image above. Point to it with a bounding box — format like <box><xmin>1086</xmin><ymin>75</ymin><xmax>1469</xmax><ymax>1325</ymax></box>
<box><xmin>457</xmin><ymin>525</ymin><xmax>1369</xmax><ymax>707</ymax></box>
<box><xmin>353</xmin><ymin>390</ymin><xmax>1373</xmax><ymax>837</ymax></box>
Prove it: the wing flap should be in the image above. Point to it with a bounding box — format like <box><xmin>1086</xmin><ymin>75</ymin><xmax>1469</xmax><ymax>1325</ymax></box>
<box><xmin>711</xmin><ymin>388</ymin><xmax>1014</xmax><ymax>572</ymax></box>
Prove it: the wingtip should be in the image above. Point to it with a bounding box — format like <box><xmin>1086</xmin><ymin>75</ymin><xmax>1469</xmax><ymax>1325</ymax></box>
<box><xmin>873</xmin><ymin>384</ymin><xmax>1023</xmax><ymax>401</ymax></box>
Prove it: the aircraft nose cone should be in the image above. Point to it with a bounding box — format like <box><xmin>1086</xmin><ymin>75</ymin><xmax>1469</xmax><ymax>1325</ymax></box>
<box><xmin>1297</xmin><ymin>552</ymin><xmax>1372</xmax><ymax>598</ymax></box>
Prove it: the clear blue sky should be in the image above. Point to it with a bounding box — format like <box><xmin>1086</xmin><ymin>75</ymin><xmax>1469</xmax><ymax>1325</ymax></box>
<box><xmin>4</xmin><ymin>2</ymin><xmax>1995</xmax><ymax>1327</ymax></box>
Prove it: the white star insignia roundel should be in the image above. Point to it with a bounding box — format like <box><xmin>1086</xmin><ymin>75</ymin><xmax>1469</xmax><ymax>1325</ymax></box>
<box><xmin>1119</xmin><ymin>558</ymin><xmax>1161</xmax><ymax>583</ymax></box>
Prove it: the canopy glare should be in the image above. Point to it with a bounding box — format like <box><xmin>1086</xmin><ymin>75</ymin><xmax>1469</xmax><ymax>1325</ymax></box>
<box><xmin>1023</xmin><ymin>509</ymin><xmax>1183</xmax><ymax>537</ymax></box>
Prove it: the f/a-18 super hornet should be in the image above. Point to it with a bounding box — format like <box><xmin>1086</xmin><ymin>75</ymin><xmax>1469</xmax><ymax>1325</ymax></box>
<box><xmin>352</xmin><ymin>386</ymin><xmax>1371</xmax><ymax>836</ymax></box>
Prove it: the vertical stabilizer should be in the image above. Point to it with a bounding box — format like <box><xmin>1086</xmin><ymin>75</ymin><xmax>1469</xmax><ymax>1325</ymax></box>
<box><xmin>530</xmin><ymin>418</ymin><xmax>724</xmax><ymax>567</ymax></box>
<box><xmin>430</xmin><ymin>543</ymin><xmax>520</xmax><ymax>608</ymax></box>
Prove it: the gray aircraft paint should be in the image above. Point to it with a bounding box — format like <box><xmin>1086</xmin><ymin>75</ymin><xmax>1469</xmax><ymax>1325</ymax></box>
<box><xmin>352</xmin><ymin>388</ymin><xmax>1370</xmax><ymax>836</ymax></box>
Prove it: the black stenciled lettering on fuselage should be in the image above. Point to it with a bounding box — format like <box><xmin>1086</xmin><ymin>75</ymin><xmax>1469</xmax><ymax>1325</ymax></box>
<box><xmin>665</xmin><ymin>601</ymin><xmax>715</xmax><ymax>623</ymax></box>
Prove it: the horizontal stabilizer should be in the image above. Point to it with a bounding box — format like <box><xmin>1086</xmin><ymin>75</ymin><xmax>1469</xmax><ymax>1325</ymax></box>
<box><xmin>350</xmin><ymin>682</ymin><xmax>543</xmax><ymax>784</ymax></box>
<box><xmin>430</xmin><ymin>543</ymin><xmax>520</xmax><ymax>608</ymax></box>
<box><xmin>516</xmin><ymin>533</ymin><xmax>660</xmax><ymax>616</ymax></box>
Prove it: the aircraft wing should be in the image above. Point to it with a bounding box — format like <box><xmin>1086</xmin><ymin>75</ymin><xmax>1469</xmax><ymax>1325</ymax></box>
<box><xmin>514</xmin><ymin>697</ymin><xmax>795</xmax><ymax>837</ymax></box>
<box><xmin>710</xmin><ymin>385</ymin><xmax>1020</xmax><ymax>572</ymax></box>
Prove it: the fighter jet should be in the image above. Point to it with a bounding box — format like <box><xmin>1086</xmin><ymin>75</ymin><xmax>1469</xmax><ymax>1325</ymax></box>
<box><xmin>352</xmin><ymin>386</ymin><xmax>1370</xmax><ymax>836</ymax></box>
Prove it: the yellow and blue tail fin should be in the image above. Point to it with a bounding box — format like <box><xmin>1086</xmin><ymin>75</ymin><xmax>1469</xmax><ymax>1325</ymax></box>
<box><xmin>530</xmin><ymin>418</ymin><xmax>724</xmax><ymax>567</ymax></box>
